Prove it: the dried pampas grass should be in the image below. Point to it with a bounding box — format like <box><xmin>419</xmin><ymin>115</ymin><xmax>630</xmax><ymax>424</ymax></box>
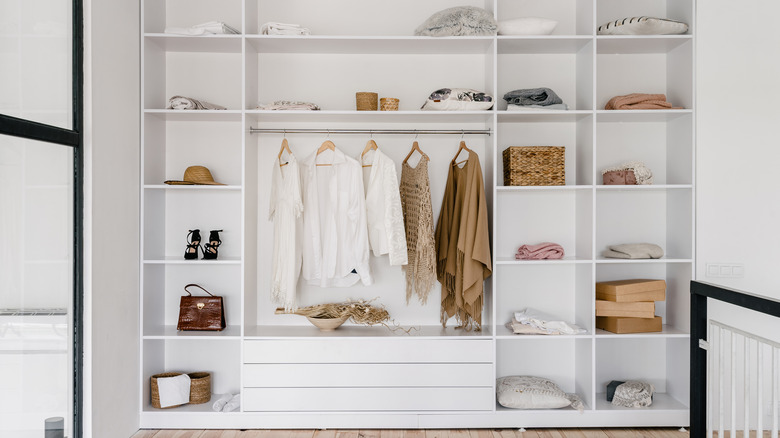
<box><xmin>275</xmin><ymin>299</ymin><xmax>417</xmax><ymax>334</ymax></box>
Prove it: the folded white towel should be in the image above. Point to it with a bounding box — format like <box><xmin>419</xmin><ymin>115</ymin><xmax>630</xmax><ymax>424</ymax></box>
<box><xmin>223</xmin><ymin>393</ymin><xmax>240</xmax><ymax>412</ymax></box>
<box><xmin>165</xmin><ymin>21</ymin><xmax>240</xmax><ymax>36</ymax></box>
<box><xmin>260</xmin><ymin>22</ymin><xmax>310</xmax><ymax>36</ymax></box>
<box><xmin>156</xmin><ymin>374</ymin><xmax>191</xmax><ymax>408</ymax></box>
<box><xmin>211</xmin><ymin>393</ymin><xmax>232</xmax><ymax>412</ymax></box>
<box><xmin>167</xmin><ymin>95</ymin><xmax>227</xmax><ymax>111</ymax></box>
<box><xmin>513</xmin><ymin>308</ymin><xmax>586</xmax><ymax>335</ymax></box>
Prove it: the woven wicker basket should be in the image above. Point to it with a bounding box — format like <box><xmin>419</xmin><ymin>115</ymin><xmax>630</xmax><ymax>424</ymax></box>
<box><xmin>187</xmin><ymin>372</ymin><xmax>211</xmax><ymax>404</ymax></box>
<box><xmin>356</xmin><ymin>92</ymin><xmax>378</xmax><ymax>111</ymax></box>
<box><xmin>503</xmin><ymin>146</ymin><xmax>565</xmax><ymax>186</ymax></box>
<box><xmin>150</xmin><ymin>372</ymin><xmax>185</xmax><ymax>409</ymax></box>
<box><xmin>380</xmin><ymin>97</ymin><xmax>399</xmax><ymax>111</ymax></box>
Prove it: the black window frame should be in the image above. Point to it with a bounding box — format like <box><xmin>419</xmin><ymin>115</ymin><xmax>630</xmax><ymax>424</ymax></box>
<box><xmin>0</xmin><ymin>0</ymin><xmax>84</xmax><ymax>436</ymax></box>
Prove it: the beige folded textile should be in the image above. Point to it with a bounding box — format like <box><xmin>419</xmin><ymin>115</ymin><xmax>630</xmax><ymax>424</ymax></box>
<box><xmin>605</xmin><ymin>93</ymin><xmax>682</xmax><ymax>110</ymax></box>
<box><xmin>602</xmin><ymin>243</ymin><xmax>664</xmax><ymax>259</ymax></box>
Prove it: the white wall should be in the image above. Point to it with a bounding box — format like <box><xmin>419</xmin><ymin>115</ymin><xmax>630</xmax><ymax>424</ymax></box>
<box><xmin>83</xmin><ymin>0</ymin><xmax>141</xmax><ymax>435</ymax></box>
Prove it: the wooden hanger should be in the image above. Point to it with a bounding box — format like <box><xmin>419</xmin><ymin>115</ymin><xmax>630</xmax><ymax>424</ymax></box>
<box><xmin>277</xmin><ymin>137</ymin><xmax>292</xmax><ymax>167</ymax></box>
<box><xmin>315</xmin><ymin>139</ymin><xmax>336</xmax><ymax>166</ymax></box>
<box><xmin>452</xmin><ymin>140</ymin><xmax>472</xmax><ymax>166</ymax></box>
<box><xmin>403</xmin><ymin>141</ymin><xmax>428</xmax><ymax>165</ymax></box>
<box><xmin>361</xmin><ymin>139</ymin><xmax>378</xmax><ymax>167</ymax></box>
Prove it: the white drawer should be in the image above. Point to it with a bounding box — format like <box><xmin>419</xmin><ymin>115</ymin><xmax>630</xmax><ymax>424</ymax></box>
<box><xmin>243</xmin><ymin>339</ymin><xmax>492</xmax><ymax>364</ymax></box>
<box><xmin>243</xmin><ymin>387</ymin><xmax>493</xmax><ymax>412</ymax></box>
<box><xmin>243</xmin><ymin>363</ymin><xmax>493</xmax><ymax>387</ymax></box>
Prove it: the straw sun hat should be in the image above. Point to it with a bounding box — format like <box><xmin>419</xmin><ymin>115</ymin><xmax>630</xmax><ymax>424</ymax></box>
<box><xmin>164</xmin><ymin>166</ymin><xmax>225</xmax><ymax>185</ymax></box>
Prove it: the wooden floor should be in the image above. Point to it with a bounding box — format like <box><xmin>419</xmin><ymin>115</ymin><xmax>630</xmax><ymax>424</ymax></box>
<box><xmin>132</xmin><ymin>429</ymin><xmax>690</xmax><ymax>438</ymax></box>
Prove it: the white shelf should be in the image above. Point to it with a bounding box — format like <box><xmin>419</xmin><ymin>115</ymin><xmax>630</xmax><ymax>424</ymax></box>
<box><xmin>595</xmin><ymin>325</ymin><xmax>690</xmax><ymax>339</ymax></box>
<box><xmin>245</xmin><ymin>35</ymin><xmax>494</xmax><ymax>54</ymax></box>
<box><xmin>497</xmin><ymin>185</ymin><xmax>593</xmax><ymax>192</ymax></box>
<box><xmin>143</xmin><ymin>395</ymin><xmax>239</xmax><ymax>413</ymax></box>
<box><xmin>144</xmin><ymin>185</ymin><xmax>242</xmax><ymax>191</ymax></box>
<box><xmin>143</xmin><ymin>256</ymin><xmax>241</xmax><ymax>265</ymax></box>
<box><xmin>596</xmin><ymin>35</ymin><xmax>693</xmax><ymax>54</ymax></box>
<box><xmin>594</xmin><ymin>393</ymin><xmax>688</xmax><ymax>411</ymax></box>
<box><xmin>596</xmin><ymin>109</ymin><xmax>693</xmax><ymax>122</ymax></box>
<box><xmin>144</xmin><ymin>34</ymin><xmax>242</xmax><ymax>53</ymax></box>
<box><xmin>144</xmin><ymin>109</ymin><xmax>243</xmax><ymax>121</ymax></box>
<box><xmin>595</xmin><ymin>184</ymin><xmax>692</xmax><ymax>191</ymax></box>
<box><xmin>244</xmin><ymin>325</ymin><xmax>492</xmax><ymax>339</ymax></box>
<box><xmin>495</xmin><ymin>324</ymin><xmax>590</xmax><ymax>339</ymax></box>
<box><xmin>497</xmin><ymin>110</ymin><xmax>594</xmax><ymax>122</ymax></box>
<box><xmin>144</xmin><ymin>325</ymin><xmax>242</xmax><ymax>339</ymax></box>
<box><xmin>595</xmin><ymin>257</ymin><xmax>693</xmax><ymax>264</ymax></box>
<box><xmin>247</xmin><ymin>110</ymin><xmax>495</xmax><ymax>124</ymax></box>
<box><xmin>496</xmin><ymin>256</ymin><xmax>592</xmax><ymax>265</ymax></box>
<box><xmin>498</xmin><ymin>36</ymin><xmax>593</xmax><ymax>54</ymax></box>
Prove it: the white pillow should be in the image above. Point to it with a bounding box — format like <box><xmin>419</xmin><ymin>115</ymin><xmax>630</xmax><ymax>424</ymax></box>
<box><xmin>421</xmin><ymin>88</ymin><xmax>494</xmax><ymax>111</ymax></box>
<box><xmin>496</xmin><ymin>376</ymin><xmax>584</xmax><ymax>411</ymax></box>
<box><xmin>598</xmin><ymin>17</ymin><xmax>688</xmax><ymax>35</ymax></box>
<box><xmin>498</xmin><ymin>17</ymin><xmax>557</xmax><ymax>36</ymax></box>
<box><xmin>415</xmin><ymin>6</ymin><xmax>497</xmax><ymax>37</ymax></box>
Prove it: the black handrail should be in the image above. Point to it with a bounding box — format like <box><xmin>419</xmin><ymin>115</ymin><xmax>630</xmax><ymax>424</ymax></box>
<box><xmin>690</xmin><ymin>281</ymin><xmax>780</xmax><ymax>437</ymax></box>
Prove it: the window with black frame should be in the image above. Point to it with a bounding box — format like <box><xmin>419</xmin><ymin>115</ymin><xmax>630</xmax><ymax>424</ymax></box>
<box><xmin>0</xmin><ymin>0</ymin><xmax>82</xmax><ymax>437</ymax></box>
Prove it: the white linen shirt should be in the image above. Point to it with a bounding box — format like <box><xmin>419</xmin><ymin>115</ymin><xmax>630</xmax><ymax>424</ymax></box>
<box><xmin>300</xmin><ymin>147</ymin><xmax>372</xmax><ymax>287</ymax></box>
<box><xmin>360</xmin><ymin>148</ymin><xmax>408</xmax><ymax>266</ymax></box>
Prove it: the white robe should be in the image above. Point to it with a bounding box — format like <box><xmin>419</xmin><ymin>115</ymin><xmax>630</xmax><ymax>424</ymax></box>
<box><xmin>269</xmin><ymin>152</ymin><xmax>303</xmax><ymax>311</ymax></box>
<box><xmin>360</xmin><ymin>148</ymin><xmax>408</xmax><ymax>266</ymax></box>
<box><xmin>300</xmin><ymin>147</ymin><xmax>372</xmax><ymax>287</ymax></box>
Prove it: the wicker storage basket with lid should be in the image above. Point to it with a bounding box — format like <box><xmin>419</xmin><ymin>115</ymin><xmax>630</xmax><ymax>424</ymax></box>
<box><xmin>356</xmin><ymin>92</ymin><xmax>378</xmax><ymax>111</ymax></box>
<box><xmin>503</xmin><ymin>146</ymin><xmax>565</xmax><ymax>186</ymax></box>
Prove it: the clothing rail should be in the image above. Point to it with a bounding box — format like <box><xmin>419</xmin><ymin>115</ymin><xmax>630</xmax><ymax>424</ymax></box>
<box><xmin>249</xmin><ymin>127</ymin><xmax>492</xmax><ymax>136</ymax></box>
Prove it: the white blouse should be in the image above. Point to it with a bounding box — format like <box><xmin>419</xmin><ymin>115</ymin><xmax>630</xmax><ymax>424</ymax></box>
<box><xmin>300</xmin><ymin>147</ymin><xmax>372</xmax><ymax>287</ymax></box>
<box><xmin>269</xmin><ymin>151</ymin><xmax>304</xmax><ymax>311</ymax></box>
<box><xmin>360</xmin><ymin>148</ymin><xmax>408</xmax><ymax>266</ymax></box>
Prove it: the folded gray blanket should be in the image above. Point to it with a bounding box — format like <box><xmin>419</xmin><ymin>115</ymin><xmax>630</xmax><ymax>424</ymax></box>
<box><xmin>503</xmin><ymin>87</ymin><xmax>563</xmax><ymax>106</ymax></box>
<box><xmin>602</xmin><ymin>243</ymin><xmax>664</xmax><ymax>259</ymax></box>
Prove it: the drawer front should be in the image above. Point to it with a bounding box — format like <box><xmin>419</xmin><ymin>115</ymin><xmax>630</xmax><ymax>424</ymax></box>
<box><xmin>243</xmin><ymin>387</ymin><xmax>493</xmax><ymax>412</ymax></box>
<box><xmin>243</xmin><ymin>363</ymin><xmax>493</xmax><ymax>387</ymax></box>
<box><xmin>244</xmin><ymin>339</ymin><xmax>492</xmax><ymax>364</ymax></box>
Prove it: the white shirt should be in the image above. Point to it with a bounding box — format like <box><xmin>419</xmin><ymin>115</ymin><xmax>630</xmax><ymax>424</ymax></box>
<box><xmin>268</xmin><ymin>152</ymin><xmax>303</xmax><ymax>311</ymax></box>
<box><xmin>300</xmin><ymin>147</ymin><xmax>372</xmax><ymax>287</ymax></box>
<box><xmin>360</xmin><ymin>148</ymin><xmax>408</xmax><ymax>266</ymax></box>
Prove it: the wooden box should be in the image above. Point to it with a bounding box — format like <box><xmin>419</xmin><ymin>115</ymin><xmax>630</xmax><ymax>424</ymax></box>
<box><xmin>595</xmin><ymin>300</ymin><xmax>655</xmax><ymax>318</ymax></box>
<box><xmin>595</xmin><ymin>279</ymin><xmax>666</xmax><ymax>302</ymax></box>
<box><xmin>502</xmin><ymin>146</ymin><xmax>565</xmax><ymax>186</ymax></box>
<box><xmin>596</xmin><ymin>316</ymin><xmax>662</xmax><ymax>334</ymax></box>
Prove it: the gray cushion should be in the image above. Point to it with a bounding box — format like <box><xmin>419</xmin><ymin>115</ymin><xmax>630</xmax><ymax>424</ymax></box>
<box><xmin>415</xmin><ymin>6</ymin><xmax>497</xmax><ymax>37</ymax></box>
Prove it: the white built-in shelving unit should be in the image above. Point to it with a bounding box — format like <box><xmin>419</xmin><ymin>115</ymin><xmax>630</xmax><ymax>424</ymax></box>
<box><xmin>139</xmin><ymin>0</ymin><xmax>695</xmax><ymax>429</ymax></box>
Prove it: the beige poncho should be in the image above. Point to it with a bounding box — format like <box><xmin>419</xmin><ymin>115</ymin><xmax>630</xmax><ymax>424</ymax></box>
<box><xmin>400</xmin><ymin>156</ymin><xmax>436</xmax><ymax>304</ymax></box>
<box><xmin>435</xmin><ymin>150</ymin><xmax>492</xmax><ymax>330</ymax></box>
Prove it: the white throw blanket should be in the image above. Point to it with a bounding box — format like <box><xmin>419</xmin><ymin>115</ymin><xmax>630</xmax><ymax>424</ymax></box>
<box><xmin>260</xmin><ymin>22</ymin><xmax>310</xmax><ymax>36</ymax></box>
<box><xmin>510</xmin><ymin>308</ymin><xmax>586</xmax><ymax>335</ymax></box>
<box><xmin>165</xmin><ymin>21</ymin><xmax>240</xmax><ymax>36</ymax></box>
<box><xmin>157</xmin><ymin>374</ymin><xmax>191</xmax><ymax>408</ymax></box>
<box><xmin>168</xmin><ymin>95</ymin><xmax>227</xmax><ymax>111</ymax></box>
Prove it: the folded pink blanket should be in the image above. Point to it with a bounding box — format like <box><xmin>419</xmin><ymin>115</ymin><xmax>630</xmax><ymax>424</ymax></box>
<box><xmin>516</xmin><ymin>242</ymin><xmax>565</xmax><ymax>260</ymax></box>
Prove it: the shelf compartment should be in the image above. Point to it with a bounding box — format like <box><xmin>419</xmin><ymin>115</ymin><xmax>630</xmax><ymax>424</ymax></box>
<box><xmin>142</xmin><ymin>0</ymin><xmax>243</xmax><ymax>34</ymax></box>
<box><xmin>594</xmin><ymin>392</ymin><xmax>688</xmax><ymax>411</ymax></box>
<box><xmin>246</xmin><ymin>35</ymin><xmax>494</xmax><ymax>55</ymax></box>
<box><xmin>498</xmin><ymin>36</ymin><xmax>593</xmax><ymax>54</ymax></box>
<box><xmin>243</xmin><ymin>325</ymin><xmax>493</xmax><ymax>339</ymax></box>
<box><xmin>595</xmin><ymin>0</ymin><xmax>694</xmax><ymax>37</ymax></box>
<box><xmin>596</xmin><ymin>35</ymin><xmax>693</xmax><ymax>54</ymax></box>
<box><xmin>497</xmin><ymin>0</ymin><xmax>595</xmax><ymax>36</ymax></box>
<box><xmin>144</xmin><ymin>34</ymin><xmax>242</xmax><ymax>53</ymax></box>
<box><xmin>142</xmin><ymin>339</ymin><xmax>241</xmax><ymax>412</ymax></box>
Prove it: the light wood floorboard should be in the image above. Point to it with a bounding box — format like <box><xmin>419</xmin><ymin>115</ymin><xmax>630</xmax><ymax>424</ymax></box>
<box><xmin>132</xmin><ymin>430</ymin><xmax>692</xmax><ymax>438</ymax></box>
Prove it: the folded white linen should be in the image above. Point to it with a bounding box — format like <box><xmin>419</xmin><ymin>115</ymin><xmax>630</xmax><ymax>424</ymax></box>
<box><xmin>156</xmin><ymin>374</ymin><xmax>191</xmax><ymax>408</ymax></box>
<box><xmin>211</xmin><ymin>393</ymin><xmax>232</xmax><ymax>412</ymax></box>
<box><xmin>257</xmin><ymin>100</ymin><xmax>320</xmax><ymax>110</ymax></box>
<box><xmin>507</xmin><ymin>103</ymin><xmax>569</xmax><ymax>111</ymax></box>
<box><xmin>260</xmin><ymin>22</ymin><xmax>310</xmax><ymax>35</ymax></box>
<box><xmin>168</xmin><ymin>95</ymin><xmax>227</xmax><ymax>110</ymax></box>
<box><xmin>223</xmin><ymin>393</ymin><xmax>240</xmax><ymax>412</ymax></box>
<box><xmin>513</xmin><ymin>308</ymin><xmax>586</xmax><ymax>335</ymax></box>
<box><xmin>165</xmin><ymin>21</ymin><xmax>240</xmax><ymax>36</ymax></box>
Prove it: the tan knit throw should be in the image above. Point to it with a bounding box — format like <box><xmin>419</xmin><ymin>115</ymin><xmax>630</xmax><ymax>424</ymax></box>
<box><xmin>399</xmin><ymin>157</ymin><xmax>436</xmax><ymax>304</ymax></box>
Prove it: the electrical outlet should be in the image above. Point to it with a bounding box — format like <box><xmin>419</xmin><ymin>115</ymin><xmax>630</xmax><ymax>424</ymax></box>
<box><xmin>705</xmin><ymin>263</ymin><xmax>745</xmax><ymax>278</ymax></box>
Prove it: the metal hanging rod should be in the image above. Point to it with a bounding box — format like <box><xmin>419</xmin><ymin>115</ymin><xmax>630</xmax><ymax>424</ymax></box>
<box><xmin>249</xmin><ymin>127</ymin><xmax>491</xmax><ymax>136</ymax></box>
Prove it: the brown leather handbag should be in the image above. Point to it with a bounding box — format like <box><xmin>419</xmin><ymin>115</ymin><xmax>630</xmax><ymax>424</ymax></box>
<box><xmin>177</xmin><ymin>284</ymin><xmax>226</xmax><ymax>331</ymax></box>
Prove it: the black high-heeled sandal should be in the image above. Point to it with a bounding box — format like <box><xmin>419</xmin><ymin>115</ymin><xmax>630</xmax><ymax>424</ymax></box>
<box><xmin>184</xmin><ymin>229</ymin><xmax>201</xmax><ymax>260</ymax></box>
<box><xmin>203</xmin><ymin>229</ymin><xmax>223</xmax><ymax>260</ymax></box>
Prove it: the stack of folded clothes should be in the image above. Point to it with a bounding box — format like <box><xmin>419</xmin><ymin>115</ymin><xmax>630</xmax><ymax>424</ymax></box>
<box><xmin>507</xmin><ymin>308</ymin><xmax>586</xmax><ymax>335</ymax></box>
<box><xmin>257</xmin><ymin>101</ymin><xmax>320</xmax><ymax>111</ymax></box>
<box><xmin>164</xmin><ymin>21</ymin><xmax>240</xmax><ymax>36</ymax></box>
<box><xmin>260</xmin><ymin>22</ymin><xmax>310</xmax><ymax>35</ymax></box>
<box><xmin>515</xmin><ymin>242</ymin><xmax>564</xmax><ymax>260</ymax></box>
<box><xmin>604</xmin><ymin>93</ymin><xmax>682</xmax><ymax>110</ymax></box>
<box><xmin>504</xmin><ymin>87</ymin><xmax>568</xmax><ymax>111</ymax></box>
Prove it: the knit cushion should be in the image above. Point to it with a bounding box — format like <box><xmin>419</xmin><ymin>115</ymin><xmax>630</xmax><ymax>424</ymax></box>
<box><xmin>498</xmin><ymin>17</ymin><xmax>557</xmax><ymax>35</ymax></box>
<box><xmin>421</xmin><ymin>88</ymin><xmax>494</xmax><ymax>111</ymax></box>
<box><xmin>496</xmin><ymin>376</ymin><xmax>584</xmax><ymax>410</ymax></box>
<box><xmin>598</xmin><ymin>17</ymin><xmax>688</xmax><ymax>35</ymax></box>
<box><xmin>414</xmin><ymin>6</ymin><xmax>497</xmax><ymax>37</ymax></box>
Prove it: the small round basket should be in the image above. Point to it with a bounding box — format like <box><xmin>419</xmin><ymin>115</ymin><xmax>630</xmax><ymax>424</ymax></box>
<box><xmin>306</xmin><ymin>314</ymin><xmax>349</xmax><ymax>331</ymax></box>
<box><xmin>187</xmin><ymin>372</ymin><xmax>211</xmax><ymax>404</ymax></box>
<box><xmin>356</xmin><ymin>92</ymin><xmax>378</xmax><ymax>111</ymax></box>
<box><xmin>380</xmin><ymin>97</ymin><xmax>399</xmax><ymax>111</ymax></box>
<box><xmin>151</xmin><ymin>372</ymin><xmax>184</xmax><ymax>409</ymax></box>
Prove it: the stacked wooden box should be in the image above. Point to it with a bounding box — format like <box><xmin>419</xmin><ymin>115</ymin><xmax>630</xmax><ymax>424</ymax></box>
<box><xmin>595</xmin><ymin>279</ymin><xmax>666</xmax><ymax>334</ymax></box>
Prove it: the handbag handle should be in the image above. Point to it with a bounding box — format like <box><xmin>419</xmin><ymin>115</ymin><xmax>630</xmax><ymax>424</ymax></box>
<box><xmin>184</xmin><ymin>283</ymin><xmax>215</xmax><ymax>297</ymax></box>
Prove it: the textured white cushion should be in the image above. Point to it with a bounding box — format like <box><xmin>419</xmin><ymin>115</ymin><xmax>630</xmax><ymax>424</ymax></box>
<box><xmin>598</xmin><ymin>17</ymin><xmax>688</xmax><ymax>35</ymax></box>
<box><xmin>415</xmin><ymin>6</ymin><xmax>497</xmax><ymax>37</ymax></box>
<box><xmin>421</xmin><ymin>88</ymin><xmax>494</xmax><ymax>111</ymax></box>
<box><xmin>498</xmin><ymin>17</ymin><xmax>557</xmax><ymax>36</ymax></box>
<box><xmin>496</xmin><ymin>376</ymin><xmax>583</xmax><ymax>410</ymax></box>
